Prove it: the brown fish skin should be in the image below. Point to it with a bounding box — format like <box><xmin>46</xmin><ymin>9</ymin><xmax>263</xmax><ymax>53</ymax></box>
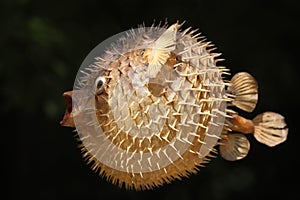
<box><xmin>228</xmin><ymin>115</ymin><xmax>254</xmax><ymax>134</ymax></box>
<box><xmin>60</xmin><ymin>90</ymin><xmax>255</xmax><ymax>134</ymax></box>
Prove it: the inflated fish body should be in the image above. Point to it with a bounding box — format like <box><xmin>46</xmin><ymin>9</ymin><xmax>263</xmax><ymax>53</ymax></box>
<box><xmin>60</xmin><ymin>23</ymin><xmax>288</xmax><ymax>190</ymax></box>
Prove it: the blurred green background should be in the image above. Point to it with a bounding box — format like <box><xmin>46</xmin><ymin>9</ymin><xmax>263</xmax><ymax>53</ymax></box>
<box><xmin>1</xmin><ymin>0</ymin><xmax>299</xmax><ymax>199</ymax></box>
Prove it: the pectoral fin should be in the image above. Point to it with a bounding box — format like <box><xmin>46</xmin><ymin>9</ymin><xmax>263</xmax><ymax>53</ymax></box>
<box><xmin>228</xmin><ymin>72</ymin><xmax>258</xmax><ymax>112</ymax></box>
<box><xmin>219</xmin><ymin>133</ymin><xmax>250</xmax><ymax>161</ymax></box>
<box><xmin>252</xmin><ymin>112</ymin><xmax>288</xmax><ymax>147</ymax></box>
<box><xmin>146</xmin><ymin>23</ymin><xmax>178</xmax><ymax>78</ymax></box>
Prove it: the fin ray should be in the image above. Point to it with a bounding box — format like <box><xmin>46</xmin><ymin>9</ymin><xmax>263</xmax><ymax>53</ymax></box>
<box><xmin>219</xmin><ymin>133</ymin><xmax>250</xmax><ymax>161</ymax></box>
<box><xmin>228</xmin><ymin>72</ymin><xmax>258</xmax><ymax>112</ymax></box>
<box><xmin>146</xmin><ymin>23</ymin><xmax>178</xmax><ymax>78</ymax></box>
<box><xmin>252</xmin><ymin>112</ymin><xmax>288</xmax><ymax>147</ymax></box>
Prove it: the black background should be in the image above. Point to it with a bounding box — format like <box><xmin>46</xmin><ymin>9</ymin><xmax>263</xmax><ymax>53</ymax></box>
<box><xmin>1</xmin><ymin>0</ymin><xmax>299</xmax><ymax>199</ymax></box>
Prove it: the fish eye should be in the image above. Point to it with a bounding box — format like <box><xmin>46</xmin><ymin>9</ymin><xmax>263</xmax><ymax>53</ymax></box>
<box><xmin>95</xmin><ymin>76</ymin><xmax>106</xmax><ymax>91</ymax></box>
<box><xmin>97</xmin><ymin>79</ymin><xmax>103</xmax><ymax>88</ymax></box>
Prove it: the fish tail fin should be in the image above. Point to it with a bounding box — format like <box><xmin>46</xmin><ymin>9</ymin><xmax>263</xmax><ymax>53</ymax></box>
<box><xmin>252</xmin><ymin>112</ymin><xmax>288</xmax><ymax>147</ymax></box>
<box><xmin>219</xmin><ymin>133</ymin><xmax>250</xmax><ymax>161</ymax></box>
<box><xmin>228</xmin><ymin>72</ymin><xmax>258</xmax><ymax>112</ymax></box>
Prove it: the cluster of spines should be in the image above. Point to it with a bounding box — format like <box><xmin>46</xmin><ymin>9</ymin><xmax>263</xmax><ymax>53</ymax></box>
<box><xmin>74</xmin><ymin>22</ymin><xmax>237</xmax><ymax>190</ymax></box>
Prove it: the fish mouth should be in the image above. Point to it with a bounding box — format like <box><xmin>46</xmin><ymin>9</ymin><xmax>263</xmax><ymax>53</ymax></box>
<box><xmin>60</xmin><ymin>91</ymin><xmax>75</xmax><ymax>127</ymax></box>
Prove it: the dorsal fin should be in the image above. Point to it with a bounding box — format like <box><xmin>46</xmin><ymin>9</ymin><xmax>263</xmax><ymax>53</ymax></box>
<box><xmin>228</xmin><ymin>72</ymin><xmax>258</xmax><ymax>112</ymax></box>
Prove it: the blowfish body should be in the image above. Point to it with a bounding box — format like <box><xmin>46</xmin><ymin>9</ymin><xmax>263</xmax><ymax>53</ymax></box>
<box><xmin>60</xmin><ymin>22</ymin><xmax>288</xmax><ymax>190</ymax></box>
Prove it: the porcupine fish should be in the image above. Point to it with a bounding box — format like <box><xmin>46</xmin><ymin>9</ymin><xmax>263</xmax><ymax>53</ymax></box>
<box><xmin>60</xmin><ymin>22</ymin><xmax>288</xmax><ymax>190</ymax></box>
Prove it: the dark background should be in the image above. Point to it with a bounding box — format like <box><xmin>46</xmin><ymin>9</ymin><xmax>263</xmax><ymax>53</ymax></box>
<box><xmin>1</xmin><ymin>0</ymin><xmax>299</xmax><ymax>199</ymax></box>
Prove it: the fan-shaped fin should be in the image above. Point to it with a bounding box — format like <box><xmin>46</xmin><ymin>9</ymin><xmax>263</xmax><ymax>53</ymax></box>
<box><xmin>219</xmin><ymin>133</ymin><xmax>250</xmax><ymax>161</ymax></box>
<box><xmin>228</xmin><ymin>72</ymin><xmax>258</xmax><ymax>112</ymax></box>
<box><xmin>252</xmin><ymin>112</ymin><xmax>288</xmax><ymax>147</ymax></box>
<box><xmin>146</xmin><ymin>23</ymin><xmax>178</xmax><ymax>78</ymax></box>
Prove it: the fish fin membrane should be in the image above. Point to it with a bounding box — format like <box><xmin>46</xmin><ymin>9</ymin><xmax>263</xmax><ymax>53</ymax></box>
<box><xmin>228</xmin><ymin>72</ymin><xmax>258</xmax><ymax>112</ymax></box>
<box><xmin>219</xmin><ymin>133</ymin><xmax>250</xmax><ymax>161</ymax></box>
<box><xmin>252</xmin><ymin>112</ymin><xmax>288</xmax><ymax>147</ymax></box>
<box><xmin>147</xmin><ymin>23</ymin><xmax>178</xmax><ymax>78</ymax></box>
